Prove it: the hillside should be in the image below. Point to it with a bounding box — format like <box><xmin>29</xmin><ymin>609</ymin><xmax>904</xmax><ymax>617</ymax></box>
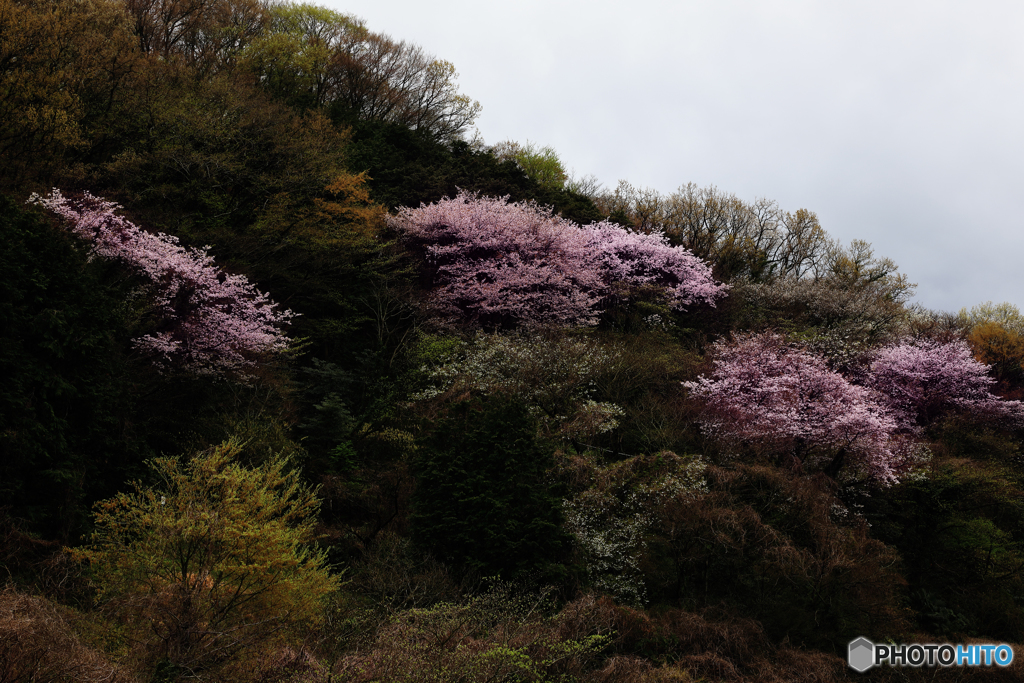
<box><xmin>2</xmin><ymin>0</ymin><xmax>1024</xmax><ymax>680</ymax></box>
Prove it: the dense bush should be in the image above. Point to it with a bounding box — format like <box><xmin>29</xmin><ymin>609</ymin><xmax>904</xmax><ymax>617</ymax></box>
<box><xmin>645</xmin><ymin>463</ymin><xmax>911</xmax><ymax>650</ymax></box>
<box><xmin>329</xmin><ymin>586</ymin><xmax>610</xmax><ymax>682</ymax></box>
<box><xmin>412</xmin><ymin>330</ymin><xmax>626</xmax><ymax>442</ymax></box>
<box><xmin>0</xmin><ymin>587</ymin><xmax>133</xmax><ymax>683</ymax></box>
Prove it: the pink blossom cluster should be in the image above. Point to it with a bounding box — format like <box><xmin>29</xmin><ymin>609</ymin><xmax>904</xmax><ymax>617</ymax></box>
<box><xmin>867</xmin><ymin>338</ymin><xmax>1024</xmax><ymax>428</ymax></box>
<box><xmin>31</xmin><ymin>190</ymin><xmax>294</xmax><ymax>376</ymax></box>
<box><xmin>685</xmin><ymin>333</ymin><xmax>916</xmax><ymax>484</ymax></box>
<box><xmin>586</xmin><ymin>222</ymin><xmax>728</xmax><ymax>309</ymax></box>
<box><xmin>391</xmin><ymin>192</ymin><xmax>604</xmax><ymax>326</ymax></box>
<box><xmin>390</xmin><ymin>192</ymin><xmax>727</xmax><ymax>327</ymax></box>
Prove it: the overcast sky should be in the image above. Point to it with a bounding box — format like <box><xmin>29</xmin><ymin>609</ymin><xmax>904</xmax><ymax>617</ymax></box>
<box><xmin>324</xmin><ymin>0</ymin><xmax>1024</xmax><ymax>313</ymax></box>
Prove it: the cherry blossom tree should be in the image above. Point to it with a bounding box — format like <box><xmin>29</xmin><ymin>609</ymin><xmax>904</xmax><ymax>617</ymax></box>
<box><xmin>391</xmin><ymin>192</ymin><xmax>603</xmax><ymax>327</ymax></box>
<box><xmin>390</xmin><ymin>192</ymin><xmax>726</xmax><ymax>328</ymax></box>
<box><xmin>684</xmin><ymin>333</ymin><xmax>916</xmax><ymax>484</ymax></box>
<box><xmin>586</xmin><ymin>221</ymin><xmax>729</xmax><ymax>310</ymax></box>
<box><xmin>866</xmin><ymin>338</ymin><xmax>1024</xmax><ymax>428</ymax></box>
<box><xmin>30</xmin><ymin>190</ymin><xmax>294</xmax><ymax>377</ymax></box>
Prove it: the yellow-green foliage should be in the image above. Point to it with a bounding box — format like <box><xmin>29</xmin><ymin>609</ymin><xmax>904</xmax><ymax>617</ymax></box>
<box><xmin>0</xmin><ymin>0</ymin><xmax>137</xmax><ymax>186</ymax></box>
<box><xmin>76</xmin><ymin>440</ymin><xmax>341</xmax><ymax>674</ymax></box>
<box><xmin>958</xmin><ymin>301</ymin><xmax>1024</xmax><ymax>335</ymax></box>
<box><xmin>492</xmin><ymin>140</ymin><xmax>569</xmax><ymax>191</ymax></box>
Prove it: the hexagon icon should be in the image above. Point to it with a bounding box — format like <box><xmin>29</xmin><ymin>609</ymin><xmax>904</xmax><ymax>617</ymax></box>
<box><xmin>848</xmin><ymin>637</ymin><xmax>875</xmax><ymax>672</ymax></box>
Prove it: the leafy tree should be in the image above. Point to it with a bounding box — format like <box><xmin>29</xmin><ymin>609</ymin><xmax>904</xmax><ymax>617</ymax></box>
<box><xmin>31</xmin><ymin>189</ymin><xmax>294</xmax><ymax>377</ymax></box>
<box><xmin>956</xmin><ymin>302</ymin><xmax>1024</xmax><ymax>392</ymax></box>
<box><xmin>593</xmin><ymin>182</ymin><xmax>833</xmax><ymax>281</ymax></box>
<box><xmin>239</xmin><ymin>2</ymin><xmax>365</xmax><ymax>111</ymax></box>
<box><xmin>0</xmin><ymin>0</ymin><xmax>138</xmax><ymax>188</ymax></box>
<box><xmin>823</xmin><ymin>239</ymin><xmax>916</xmax><ymax>306</ymax></box>
<box><xmin>412</xmin><ymin>398</ymin><xmax>570</xmax><ymax>581</ymax></box>
<box><xmin>968</xmin><ymin>321</ymin><xmax>1024</xmax><ymax>391</ymax></box>
<box><xmin>242</xmin><ymin>2</ymin><xmax>480</xmax><ymax>140</ymax></box>
<box><xmin>413</xmin><ymin>331</ymin><xmax>626</xmax><ymax>442</ymax></box>
<box><xmin>76</xmin><ymin>441</ymin><xmax>340</xmax><ymax>676</ymax></box>
<box><xmin>325</xmin><ymin>32</ymin><xmax>481</xmax><ymax>141</ymax></box>
<box><xmin>391</xmin><ymin>192</ymin><xmax>726</xmax><ymax>329</ymax></box>
<box><xmin>866</xmin><ymin>338</ymin><xmax>1024</xmax><ymax>429</ymax></box>
<box><xmin>957</xmin><ymin>300</ymin><xmax>1024</xmax><ymax>335</ymax></box>
<box><xmin>492</xmin><ymin>140</ymin><xmax>568</xmax><ymax>191</ymax></box>
<box><xmin>685</xmin><ymin>332</ymin><xmax>917</xmax><ymax>484</ymax></box>
<box><xmin>124</xmin><ymin>0</ymin><xmax>268</xmax><ymax>73</ymax></box>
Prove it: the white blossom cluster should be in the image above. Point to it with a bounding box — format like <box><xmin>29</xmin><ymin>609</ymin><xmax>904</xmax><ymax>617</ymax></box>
<box><xmin>562</xmin><ymin>453</ymin><xmax>707</xmax><ymax>605</ymax></box>
<box><xmin>413</xmin><ymin>332</ymin><xmax>626</xmax><ymax>440</ymax></box>
<box><xmin>563</xmin><ymin>499</ymin><xmax>650</xmax><ymax>605</ymax></box>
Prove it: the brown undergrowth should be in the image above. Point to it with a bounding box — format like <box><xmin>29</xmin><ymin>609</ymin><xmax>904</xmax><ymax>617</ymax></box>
<box><xmin>0</xmin><ymin>585</ymin><xmax>136</xmax><ymax>683</ymax></box>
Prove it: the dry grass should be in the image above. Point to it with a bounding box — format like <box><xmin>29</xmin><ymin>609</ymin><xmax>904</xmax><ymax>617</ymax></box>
<box><xmin>588</xmin><ymin>656</ymin><xmax>695</xmax><ymax>682</ymax></box>
<box><xmin>0</xmin><ymin>585</ymin><xmax>135</xmax><ymax>683</ymax></box>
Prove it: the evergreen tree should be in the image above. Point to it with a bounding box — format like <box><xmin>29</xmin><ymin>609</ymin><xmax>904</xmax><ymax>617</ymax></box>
<box><xmin>0</xmin><ymin>195</ymin><xmax>141</xmax><ymax>538</ymax></box>
<box><xmin>412</xmin><ymin>397</ymin><xmax>569</xmax><ymax>581</ymax></box>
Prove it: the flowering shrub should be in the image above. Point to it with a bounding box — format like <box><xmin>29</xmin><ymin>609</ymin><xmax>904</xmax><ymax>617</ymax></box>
<box><xmin>866</xmin><ymin>338</ymin><xmax>1024</xmax><ymax>428</ymax></box>
<box><xmin>685</xmin><ymin>333</ymin><xmax>918</xmax><ymax>484</ymax></box>
<box><xmin>30</xmin><ymin>190</ymin><xmax>293</xmax><ymax>377</ymax></box>
<box><xmin>390</xmin><ymin>192</ymin><xmax>726</xmax><ymax>327</ymax></box>
<box><xmin>561</xmin><ymin>451</ymin><xmax>707</xmax><ymax>606</ymax></box>
<box><xmin>412</xmin><ymin>332</ymin><xmax>625</xmax><ymax>441</ymax></box>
